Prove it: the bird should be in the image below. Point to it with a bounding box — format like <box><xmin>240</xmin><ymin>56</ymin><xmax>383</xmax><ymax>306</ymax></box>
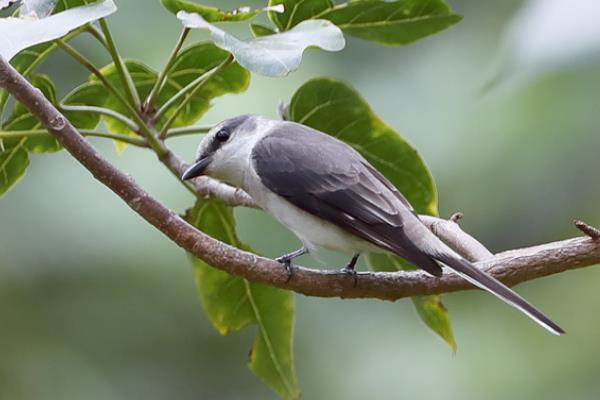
<box><xmin>182</xmin><ymin>114</ymin><xmax>564</xmax><ymax>335</ymax></box>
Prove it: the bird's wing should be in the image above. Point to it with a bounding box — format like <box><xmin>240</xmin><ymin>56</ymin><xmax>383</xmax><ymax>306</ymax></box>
<box><xmin>251</xmin><ymin>122</ymin><xmax>443</xmax><ymax>276</ymax></box>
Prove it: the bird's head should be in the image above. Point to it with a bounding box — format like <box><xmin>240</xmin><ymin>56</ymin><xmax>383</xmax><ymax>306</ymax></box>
<box><xmin>181</xmin><ymin>114</ymin><xmax>262</xmax><ymax>186</ymax></box>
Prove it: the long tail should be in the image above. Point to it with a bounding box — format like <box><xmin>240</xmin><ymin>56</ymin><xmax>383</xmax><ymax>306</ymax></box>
<box><xmin>432</xmin><ymin>250</ymin><xmax>565</xmax><ymax>335</ymax></box>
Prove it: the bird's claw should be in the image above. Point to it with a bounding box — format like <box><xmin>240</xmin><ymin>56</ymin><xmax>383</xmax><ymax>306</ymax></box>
<box><xmin>276</xmin><ymin>256</ymin><xmax>294</xmax><ymax>282</ymax></box>
<box><xmin>340</xmin><ymin>266</ymin><xmax>358</xmax><ymax>288</ymax></box>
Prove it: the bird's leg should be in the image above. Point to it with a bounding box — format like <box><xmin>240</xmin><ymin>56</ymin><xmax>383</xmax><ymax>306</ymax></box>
<box><xmin>275</xmin><ymin>247</ymin><xmax>308</xmax><ymax>281</ymax></box>
<box><xmin>341</xmin><ymin>254</ymin><xmax>360</xmax><ymax>287</ymax></box>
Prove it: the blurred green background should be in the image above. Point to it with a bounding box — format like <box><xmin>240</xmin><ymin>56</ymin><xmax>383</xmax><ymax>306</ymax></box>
<box><xmin>1</xmin><ymin>0</ymin><xmax>600</xmax><ymax>399</ymax></box>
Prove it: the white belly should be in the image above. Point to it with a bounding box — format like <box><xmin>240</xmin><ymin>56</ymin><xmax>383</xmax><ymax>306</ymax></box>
<box><xmin>244</xmin><ymin>172</ymin><xmax>381</xmax><ymax>255</ymax></box>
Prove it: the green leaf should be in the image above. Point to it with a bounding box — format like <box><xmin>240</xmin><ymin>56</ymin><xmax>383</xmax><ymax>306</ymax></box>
<box><xmin>61</xmin><ymin>82</ymin><xmax>108</xmax><ymax>129</ymax></box>
<box><xmin>288</xmin><ymin>78</ymin><xmax>456</xmax><ymax>350</ymax></box>
<box><xmin>161</xmin><ymin>0</ymin><xmax>283</xmax><ymax>22</ymax></box>
<box><xmin>178</xmin><ymin>12</ymin><xmax>345</xmax><ymax>77</ymax></box>
<box><xmin>185</xmin><ymin>200</ymin><xmax>299</xmax><ymax>400</ymax></box>
<box><xmin>320</xmin><ymin>0</ymin><xmax>462</xmax><ymax>45</ymax></box>
<box><xmin>2</xmin><ymin>74</ymin><xmax>61</xmax><ymax>153</ymax></box>
<box><xmin>268</xmin><ymin>0</ymin><xmax>333</xmax><ymax>31</ymax></box>
<box><xmin>250</xmin><ymin>23</ymin><xmax>276</xmax><ymax>37</ymax></box>
<box><xmin>0</xmin><ymin>138</ymin><xmax>29</xmax><ymax>198</ymax></box>
<box><xmin>413</xmin><ymin>295</ymin><xmax>456</xmax><ymax>352</ymax></box>
<box><xmin>0</xmin><ymin>0</ymin><xmax>117</xmax><ymax>61</ymax></box>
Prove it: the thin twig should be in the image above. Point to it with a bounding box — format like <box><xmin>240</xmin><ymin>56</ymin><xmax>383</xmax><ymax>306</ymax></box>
<box><xmin>143</xmin><ymin>27</ymin><xmax>190</xmax><ymax>113</ymax></box>
<box><xmin>165</xmin><ymin>125</ymin><xmax>212</xmax><ymax>138</ymax></box>
<box><xmin>0</xmin><ymin>128</ymin><xmax>147</xmax><ymax>147</ymax></box>
<box><xmin>60</xmin><ymin>104</ymin><xmax>139</xmax><ymax>132</ymax></box>
<box><xmin>98</xmin><ymin>18</ymin><xmax>141</xmax><ymax>108</ymax></box>
<box><xmin>450</xmin><ymin>212</ymin><xmax>463</xmax><ymax>223</ymax></box>
<box><xmin>84</xmin><ymin>24</ymin><xmax>108</xmax><ymax>49</ymax></box>
<box><xmin>575</xmin><ymin>220</ymin><xmax>600</xmax><ymax>239</ymax></box>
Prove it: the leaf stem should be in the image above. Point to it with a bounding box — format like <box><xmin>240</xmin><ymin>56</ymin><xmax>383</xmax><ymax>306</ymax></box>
<box><xmin>84</xmin><ymin>24</ymin><xmax>109</xmax><ymax>49</ymax></box>
<box><xmin>0</xmin><ymin>129</ymin><xmax>148</xmax><ymax>147</ymax></box>
<box><xmin>60</xmin><ymin>104</ymin><xmax>139</xmax><ymax>132</ymax></box>
<box><xmin>143</xmin><ymin>28</ymin><xmax>190</xmax><ymax>113</ymax></box>
<box><xmin>98</xmin><ymin>18</ymin><xmax>141</xmax><ymax>109</ymax></box>
<box><xmin>165</xmin><ymin>125</ymin><xmax>212</xmax><ymax>138</ymax></box>
<box><xmin>158</xmin><ymin>54</ymin><xmax>234</xmax><ymax>138</ymax></box>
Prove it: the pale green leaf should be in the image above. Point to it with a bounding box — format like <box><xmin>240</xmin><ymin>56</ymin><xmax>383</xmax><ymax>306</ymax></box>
<box><xmin>20</xmin><ymin>0</ymin><xmax>58</xmax><ymax>17</ymax></box>
<box><xmin>177</xmin><ymin>12</ymin><xmax>345</xmax><ymax>77</ymax></box>
<box><xmin>0</xmin><ymin>0</ymin><xmax>117</xmax><ymax>61</ymax></box>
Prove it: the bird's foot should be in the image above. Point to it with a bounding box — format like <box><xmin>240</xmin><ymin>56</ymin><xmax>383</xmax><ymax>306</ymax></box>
<box><xmin>275</xmin><ymin>247</ymin><xmax>308</xmax><ymax>283</ymax></box>
<box><xmin>275</xmin><ymin>255</ymin><xmax>295</xmax><ymax>282</ymax></box>
<box><xmin>340</xmin><ymin>254</ymin><xmax>360</xmax><ymax>287</ymax></box>
<box><xmin>340</xmin><ymin>265</ymin><xmax>358</xmax><ymax>288</ymax></box>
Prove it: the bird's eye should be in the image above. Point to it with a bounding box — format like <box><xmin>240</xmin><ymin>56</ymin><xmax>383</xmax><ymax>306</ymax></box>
<box><xmin>215</xmin><ymin>129</ymin><xmax>230</xmax><ymax>142</ymax></box>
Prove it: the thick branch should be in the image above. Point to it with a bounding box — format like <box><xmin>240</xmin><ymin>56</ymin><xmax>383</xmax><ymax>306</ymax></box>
<box><xmin>1</xmin><ymin>57</ymin><xmax>599</xmax><ymax>302</ymax></box>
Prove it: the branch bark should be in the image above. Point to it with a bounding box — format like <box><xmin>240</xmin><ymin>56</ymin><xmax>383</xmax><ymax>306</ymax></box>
<box><xmin>1</xmin><ymin>56</ymin><xmax>599</xmax><ymax>302</ymax></box>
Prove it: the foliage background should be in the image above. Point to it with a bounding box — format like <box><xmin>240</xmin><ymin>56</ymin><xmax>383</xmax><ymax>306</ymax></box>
<box><xmin>1</xmin><ymin>0</ymin><xmax>599</xmax><ymax>399</ymax></box>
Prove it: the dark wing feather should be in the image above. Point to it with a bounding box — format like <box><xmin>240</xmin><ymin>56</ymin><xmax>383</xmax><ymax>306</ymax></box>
<box><xmin>252</xmin><ymin>122</ymin><xmax>443</xmax><ymax>276</ymax></box>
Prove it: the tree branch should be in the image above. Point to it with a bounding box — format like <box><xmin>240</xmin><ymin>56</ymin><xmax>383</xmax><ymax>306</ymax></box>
<box><xmin>1</xmin><ymin>56</ymin><xmax>599</xmax><ymax>302</ymax></box>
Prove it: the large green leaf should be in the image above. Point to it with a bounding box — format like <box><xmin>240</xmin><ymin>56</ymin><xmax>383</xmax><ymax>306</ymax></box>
<box><xmin>2</xmin><ymin>74</ymin><xmax>61</xmax><ymax>153</ymax></box>
<box><xmin>268</xmin><ymin>0</ymin><xmax>333</xmax><ymax>31</ymax></box>
<box><xmin>178</xmin><ymin>12</ymin><xmax>345</xmax><ymax>77</ymax></box>
<box><xmin>267</xmin><ymin>0</ymin><xmax>461</xmax><ymax>45</ymax></box>
<box><xmin>185</xmin><ymin>200</ymin><xmax>299</xmax><ymax>400</ymax></box>
<box><xmin>288</xmin><ymin>78</ymin><xmax>456</xmax><ymax>349</ymax></box>
<box><xmin>320</xmin><ymin>0</ymin><xmax>462</xmax><ymax>45</ymax></box>
<box><xmin>161</xmin><ymin>0</ymin><xmax>283</xmax><ymax>22</ymax></box>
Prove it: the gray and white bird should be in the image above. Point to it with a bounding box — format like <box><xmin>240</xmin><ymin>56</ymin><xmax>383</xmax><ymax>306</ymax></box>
<box><xmin>182</xmin><ymin>114</ymin><xmax>564</xmax><ymax>335</ymax></box>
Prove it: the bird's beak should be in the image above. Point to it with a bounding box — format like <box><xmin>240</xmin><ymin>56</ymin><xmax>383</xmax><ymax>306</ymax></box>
<box><xmin>181</xmin><ymin>157</ymin><xmax>212</xmax><ymax>180</ymax></box>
